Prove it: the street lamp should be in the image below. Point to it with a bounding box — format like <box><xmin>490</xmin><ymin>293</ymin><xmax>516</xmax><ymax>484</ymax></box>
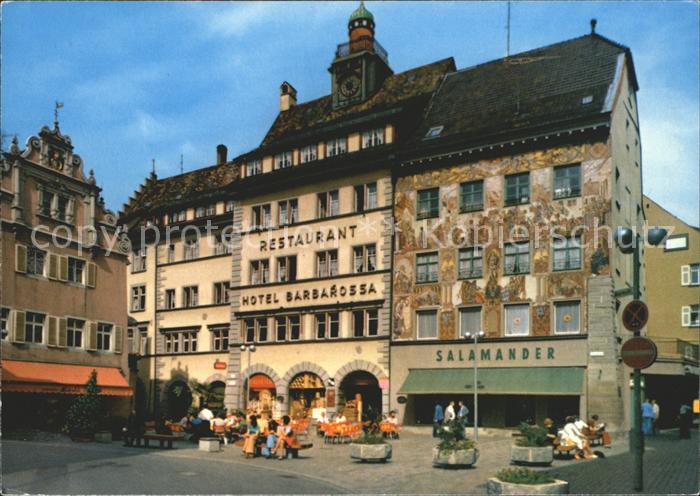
<box><xmin>240</xmin><ymin>344</ymin><xmax>256</xmax><ymax>412</ymax></box>
<box><xmin>613</xmin><ymin>225</ymin><xmax>667</xmax><ymax>492</ymax></box>
<box><xmin>464</xmin><ymin>330</ymin><xmax>485</xmax><ymax>442</ymax></box>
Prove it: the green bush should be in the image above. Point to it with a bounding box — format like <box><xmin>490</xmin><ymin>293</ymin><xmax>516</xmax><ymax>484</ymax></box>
<box><xmin>63</xmin><ymin>371</ymin><xmax>102</xmax><ymax>437</ymax></box>
<box><xmin>515</xmin><ymin>422</ymin><xmax>549</xmax><ymax>447</ymax></box>
<box><xmin>354</xmin><ymin>432</ymin><xmax>387</xmax><ymax>445</ymax></box>
<box><xmin>495</xmin><ymin>467</ymin><xmax>555</xmax><ymax>485</ymax></box>
<box><xmin>436</xmin><ymin>418</ymin><xmax>476</xmax><ymax>452</ymax></box>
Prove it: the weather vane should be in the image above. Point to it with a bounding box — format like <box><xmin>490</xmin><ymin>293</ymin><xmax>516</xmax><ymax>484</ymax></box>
<box><xmin>54</xmin><ymin>101</ymin><xmax>64</xmax><ymax>129</ymax></box>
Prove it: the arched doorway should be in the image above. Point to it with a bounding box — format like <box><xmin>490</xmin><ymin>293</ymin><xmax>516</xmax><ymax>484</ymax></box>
<box><xmin>288</xmin><ymin>372</ymin><xmax>326</xmax><ymax>418</ymax></box>
<box><xmin>244</xmin><ymin>374</ymin><xmax>276</xmax><ymax>417</ymax></box>
<box><xmin>166</xmin><ymin>380</ymin><xmax>192</xmax><ymax>420</ymax></box>
<box><xmin>206</xmin><ymin>381</ymin><xmax>226</xmax><ymax>414</ymax></box>
<box><xmin>339</xmin><ymin>371</ymin><xmax>381</xmax><ymax>422</ymax></box>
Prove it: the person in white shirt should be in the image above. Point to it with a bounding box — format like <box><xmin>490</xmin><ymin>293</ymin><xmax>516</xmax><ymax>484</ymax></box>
<box><xmin>385</xmin><ymin>411</ymin><xmax>399</xmax><ymax>426</ymax></box>
<box><xmin>334</xmin><ymin>413</ymin><xmax>347</xmax><ymax>423</ymax></box>
<box><xmin>561</xmin><ymin>416</ymin><xmax>596</xmax><ymax>459</ymax></box>
<box><xmin>198</xmin><ymin>405</ymin><xmax>214</xmax><ymax>422</ymax></box>
<box><xmin>651</xmin><ymin>400</ymin><xmax>660</xmax><ymax>435</ymax></box>
<box><xmin>444</xmin><ymin>401</ymin><xmax>456</xmax><ymax>422</ymax></box>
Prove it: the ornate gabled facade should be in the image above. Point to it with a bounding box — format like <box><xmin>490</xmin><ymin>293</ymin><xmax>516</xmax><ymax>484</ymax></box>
<box><xmin>1</xmin><ymin>122</ymin><xmax>131</xmax><ymax>430</ymax></box>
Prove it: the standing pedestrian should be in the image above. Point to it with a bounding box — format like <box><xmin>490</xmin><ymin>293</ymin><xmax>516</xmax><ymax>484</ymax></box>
<box><xmin>641</xmin><ymin>398</ymin><xmax>654</xmax><ymax>435</ymax></box>
<box><xmin>651</xmin><ymin>399</ymin><xmax>660</xmax><ymax>435</ymax></box>
<box><xmin>433</xmin><ymin>402</ymin><xmax>444</xmax><ymax>437</ymax></box>
<box><xmin>679</xmin><ymin>403</ymin><xmax>692</xmax><ymax>439</ymax></box>
<box><xmin>445</xmin><ymin>401</ymin><xmax>456</xmax><ymax>422</ymax></box>
<box><xmin>457</xmin><ymin>400</ymin><xmax>469</xmax><ymax>426</ymax></box>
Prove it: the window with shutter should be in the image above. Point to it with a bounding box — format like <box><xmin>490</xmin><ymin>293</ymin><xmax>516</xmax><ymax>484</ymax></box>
<box><xmin>86</xmin><ymin>263</ymin><xmax>96</xmax><ymax>288</ymax></box>
<box><xmin>59</xmin><ymin>256</ymin><xmax>68</xmax><ymax>281</ymax></box>
<box><xmin>47</xmin><ymin>316</ymin><xmax>58</xmax><ymax>346</ymax></box>
<box><xmin>15</xmin><ymin>245</ymin><xmax>27</xmax><ymax>273</ymax></box>
<box><xmin>114</xmin><ymin>326</ymin><xmax>123</xmax><ymax>353</ymax></box>
<box><xmin>48</xmin><ymin>253</ymin><xmax>59</xmax><ymax>280</ymax></box>
<box><xmin>681</xmin><ymin>265</ymin><xmax>690</xmax><ymax>286</ymax></box>
<box><xmin>12</xmin><ymin>311</ymin><xmax>26</xmax><ymax>343</ymax></box>
<box><xmin>58</xmin><ymin>318</ymin><xmax>68</xmax><ymax>347</ymax></box>
<box><xmin>87</xmin><ymin>322</ymin><xmax>98</xmax><ymax>350</ymax></box>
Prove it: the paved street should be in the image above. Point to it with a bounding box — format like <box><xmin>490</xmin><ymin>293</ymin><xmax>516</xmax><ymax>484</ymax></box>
<box><xmin>2</xmin><ymin>427</ymin><xmax>697</xmax><ymax>494</ymax></box>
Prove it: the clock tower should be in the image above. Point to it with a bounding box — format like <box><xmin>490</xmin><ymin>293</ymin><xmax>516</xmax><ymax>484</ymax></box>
<box><xmin>330</xmin><ymin>2</ymin><xmax>393</xmax><ymax>109</ymax></box>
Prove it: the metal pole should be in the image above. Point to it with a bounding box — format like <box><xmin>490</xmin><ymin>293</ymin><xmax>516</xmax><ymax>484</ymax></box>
<box><xmin>245</xmin><ymin>348</ymin><xmax>251</xmax><ymax>413</ymax></box>
<box><xmin>631</xmin><ymin>237</ymin><xmax>644</xmax><ymax>491</ymax></box>
<box><xmin>474</xmin><ymin>334</ymin><xmax>479</xmax><ymax>442</ymax></box>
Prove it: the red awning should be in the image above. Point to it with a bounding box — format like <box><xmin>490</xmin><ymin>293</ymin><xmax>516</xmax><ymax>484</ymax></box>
<box><xmin>1</xmin><ymin>360</ymin><xmax>132</xmax><ymax>396</ymax></box>
<box><xmin>249</xmin><ymin>374</ymin><xmax>275</xmax><ymax>391</ymax></box>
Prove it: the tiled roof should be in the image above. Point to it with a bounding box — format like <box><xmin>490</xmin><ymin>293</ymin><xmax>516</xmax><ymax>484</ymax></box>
<box><xmin>121</xmin><ymin>162</ymin><xmax>238</xmax><ymax>218</ymax></box>
<box><xmin>411</xmin><ymin>34</ymin><xmax>633</xmax><ymax>147</ymax></box>
<box><xmin>260</xmin><ymin>57</ymin><xmax>456</xmax><ymax>147</ymax></box>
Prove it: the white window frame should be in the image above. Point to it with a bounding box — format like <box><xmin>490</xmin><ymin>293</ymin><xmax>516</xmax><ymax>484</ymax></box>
<box><xmin>352</xmin><ymin>308</ymin><xmax>379</xmax><ymax>337</ymax></box>
<box><xmin>274</xmin><ymin>151</ymin><xmax>292</xmax><ymax>170</ymax></box>
<box><xmin>250</xmin><ymin>259</ymin><xmax>270</xmax><ymax>285</ymax></box>
<box><xmin>504</xmin><ymin>303</ymin><xmax>530</xmax><ymax>336</ymax></box>
<box><xmin>66</xmin><ymin>317</ymin><xmax>85</xmax><ymax>348</ymax></box>
<box><xmin>131</xmin><ymin>285</ymin><xmax>146</xmax><ymax>312</ymax></box>
<box><xmin>246</xmin><ymin>159</ymin><xmax>262</xmax><ymax>176</ymax></box>
<box><xmin>326</xmin><ymin>137</ymin><xmax>347</xmax><ymax>157</ymax></box>
<box><xmin>553</xmin><ymin>300</ymin><xmax>581</xmax><ymax>335</ymax></box>
<box><xmin>183</xmin><ymin>286</ymin><xmax>199</xmax><ymax>308</ymax></box>
<box><xmin>458</xmin><ymin>306</ymin><xmax>483</xmax><ymax>338</ymax></box>
<box><xmin>316</xmin><ymin>250</ymin><xmax>338</xmax><ymax>278</ymax></box>
<box><xmin>681</xmin><ymin>264</ymin><xmax>700</xmax><ymax>286</ymax></box>
<box><xmin>300</xmin><ymin>145</ymin><xmax>317</xmax><ymax>164</ymax></box>
<box><xmin>212</xmin><ymin>327</ymin><xmax>229</xmax><ymax>351</ymax></box>
<box><xmin>27</xmin><ymin>247</ymin><xmax>47</xmax><ymax>276</ymax></box>
<box><xmin>67</xmin><ymin>256</ymin><xmax>86</xmax><ymax>284</ymax></box>
<box><xmin>361</xmin><ymin>127</ymin><xmax>384</xmax><ymax>148</ymax></box>
<box><xmin>213</xmin><ymin>281</ymin><xmax>230</xmax><ymax>304</ymax></box>
<box><xmin>0</xmin><ymin>307</ymin><xmax>9</xmax><ymax>340</ymax></box>
<box><xmin>277</xmin><ymin>198</ymin><xmax>298</xmax><ymax>226</ymax></box>
<box><xmin>96</xmin><ymin>322</ymin><xmax>113</xmax><ymax>351</ymax></box>
<box><xmin>165</xmin><ymin>289</ymin><xmax>176</xmax><ymax>309</ymax></box>
<box><xmin>315</xmin><ymin>312</ymin><xmax>339</xmax><ymax>340</ymax></box>
<box><xmin>353</xmin><ymin>244</ymin><xmax>377</xmax><ymax>273</ymax></box>
<box><xmin>682</xmin><ymin>305</ymin><xmax>700</xmax><ymax>327</ymax></box>
<box><xmin>416</xmin><ymin>308</ymin><xmax>439</xmax><ymax>340</ymax></box>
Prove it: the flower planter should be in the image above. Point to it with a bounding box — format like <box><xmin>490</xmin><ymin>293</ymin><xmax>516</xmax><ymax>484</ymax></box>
<box><xmin>486</xmin><ymin>477</ymin><xmax>569</xmax><ymax>495</ymax></box>
<box><xmin>94</xmin><ymin>431</ymin><xmax>113</xmax><ymax>443</ymax></box>
<box><xmin>199</xmin><ymin>437</ymin><xmax>221</xmax><ymax>452</ymax></box>
<box><xmin>350</xmin><ymin>443</ymin><xmax>392</xmax><ymax>462</ymax></box>
<box><xmin>510</xmin><ymin>445</ymin><xmax>553</xmax><ymax>466</ymax></box>
<box><xmin>432</xmin><ymin>447</ymin><xmax>478</xmax><ymax>468</ymax></box>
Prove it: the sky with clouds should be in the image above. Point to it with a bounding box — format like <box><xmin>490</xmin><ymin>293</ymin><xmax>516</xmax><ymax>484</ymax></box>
<box><xmin>2</xmin><ymin>1</ymin><xmax>698</xmax><ymax>225</ymax></box>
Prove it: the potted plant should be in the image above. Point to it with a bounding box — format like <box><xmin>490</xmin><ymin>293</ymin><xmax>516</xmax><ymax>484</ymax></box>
<box><xmin>63</xmin><ymin>371</ymin><xmax>101</xmax><ymax>442</ymax></box>
<box><xmin>432</xmin><ymin>419</ymin><xmax>478</xmax><ymax>468</ymax></box>
<box><xmin>511</xmin><ymin>422</ymin><xmax>553</xmax><ymax>466</ymax></box>
<box><xmin>487</xmin><ymin>468</ymin><xmax>569</xmax><ymax>495</ymax></box>
<box><xmin>350</xmin><ymin>432</ymin><xmax>392</xmax><ymax>463</ymax></box>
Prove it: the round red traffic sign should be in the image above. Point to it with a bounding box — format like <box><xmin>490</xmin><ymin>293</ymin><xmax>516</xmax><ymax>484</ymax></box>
<box><xmin>621</xmin><ymin>336</ymin><xmax>657</xmax><ymax>369</ymax></box>
<box><xmin>622</xmin><ymin>300</ymin><xmax>649</xmax><ymax>332</ymax></box>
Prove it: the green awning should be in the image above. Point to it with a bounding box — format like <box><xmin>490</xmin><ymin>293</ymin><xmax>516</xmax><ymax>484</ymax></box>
<box><xmin>398</xmin><ymin>367</ymin><xmax>584</xmax><ymax>396</ymax></box>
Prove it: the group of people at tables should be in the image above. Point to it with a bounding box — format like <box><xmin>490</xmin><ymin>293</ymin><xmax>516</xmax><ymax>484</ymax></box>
<box><xmin>176</xmin><ymin>406</ymin><xmax>301</xmax><ymax>460</ymax></box>
<box><xmin>316</xmin><ymin>409</ymin><xmax>401</xmax><ymax>438</ymax></box>
<box><xmin>543</xmin><ymin>414</ymin><xmax>608</xmax><ymax>460</ymax></box>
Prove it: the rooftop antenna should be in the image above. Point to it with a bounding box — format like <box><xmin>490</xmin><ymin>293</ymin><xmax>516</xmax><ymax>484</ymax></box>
<box><xmin>151</xmin><ymin>158</ymin><xmax>156</xmax><ymax>175</ymax></box>
<box><xmin>180</xmin><ymin>154</ymin><xmax>184</xmax><ymax>174</ymax></box>
<box><xmin>506</xmin><ymin>1</ymin><xmax>511</xmax><ymax>58</ymax></box>
<box><xmin>54</xmin><ymin>101</ymin><xmax>64</xmax><ymax>129</ymax></box>
<box><xmin>590</xmin><ymin>18</ymin><xmax>597</xmax><ymax>34</ymax></box>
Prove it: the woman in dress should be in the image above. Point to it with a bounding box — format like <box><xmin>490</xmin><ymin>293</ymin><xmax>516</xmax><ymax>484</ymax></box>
<box><xmin>242</xmin><ymin>415</ymin><xmax>260</xmax><ymax>458</ymax></box>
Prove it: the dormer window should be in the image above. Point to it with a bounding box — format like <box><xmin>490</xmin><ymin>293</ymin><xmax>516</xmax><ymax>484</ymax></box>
<box><xmin>362</xmin><ymin>128</ymin><xmax>384</xmax><ymax>148</ymax></box>
<box><xmin>246</xmin><ymin>159</ymin><xmax>262</xmax><ymax>177</ymax></box>
<box><xmin>424</xmin><ymin>126</ymin><xmax>443</xmax><ymax>139</ymax></box>
<box><xmin>300</xmin><ymin>145</ymin><xmax>317</xmax><ymax>164</ymax></box>
<box><xmin>274</xmin><ymin>152</ymin><xmax>292</xmax><ymax>170</ymax></box>
<box><xmin>326</xmin><ymin>138</ymin><xmax>347</xmax><ymax>157</ymax></box>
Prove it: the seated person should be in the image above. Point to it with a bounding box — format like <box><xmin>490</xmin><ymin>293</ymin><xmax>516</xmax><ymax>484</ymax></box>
<box><xmin>242</xmin><ymin>415</ymin><xmax>260</xmax><ymax>459</ymax></box>
<box><xmin>561</xmin><ymin>416</ymin><xmax>596</xmax><ymax>460</ymax></box>
<box><xmin>272</xmin><ymin>415</ymin><xmax>294</xmax><ymax>460</ymax></box>
<box><xmin>155</xmin><ymin>414</ymin><xmax>171</xmax><ymax>435</ymax></box>
<box><xmin>211</xmin><ymin>413</ymin><xmax>228</xmax><ymax>445</ymax></box>
<box><xmin>261</xmin><ymin>420</ymin><xmax>279</xmax><ymax>458</ymax></box>
<box><xmin>198</xmin><ymin>404</ymin><xmax>214</xmax><ymax>422</ymax></box>
<box><xmin>588</xmin><ymin>414</ymin><xmax>605</xmax><ymax>434</ymax></box>
<box><xmin>543</xmin><ymin>418</ymin><xmax>558</xmax><ymax>445</ymax></box>
<box><xmin>334</xmin><ymin>413</ymin><xmax>347</xmax><ymax>424</ymax></box>
<box><xmin>318</xmin><ymin>411</ymin><xmax>330</xmax><ymax>425</ymax></box>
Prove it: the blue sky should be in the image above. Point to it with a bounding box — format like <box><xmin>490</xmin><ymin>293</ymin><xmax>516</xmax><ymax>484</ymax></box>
<box><xmin>2</xmin><ymin>1</ymin><xmax>698</xmax><ymax>225</ymax></box>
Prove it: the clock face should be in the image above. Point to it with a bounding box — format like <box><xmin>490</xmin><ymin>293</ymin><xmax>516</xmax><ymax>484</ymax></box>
<box><xmin>340</xmin><ymin>75</ymin><xmax>361</xmax><ymax>98</ymax></box>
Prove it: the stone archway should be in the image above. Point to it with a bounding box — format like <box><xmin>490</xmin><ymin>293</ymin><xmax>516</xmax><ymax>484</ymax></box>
<box><xmin>239</xmin><ymin>363</ymin><xmax>284</xmax><ymax>417</ymax></box>
<box><xmin>334</xmin><ymin>360</ymin><xmax>389</xmax><ymax>416</ymax></box>
<box><xmin>281</xmin><ymin>362</ymin><xmax>333</xmax><ymax>416</ymax></box>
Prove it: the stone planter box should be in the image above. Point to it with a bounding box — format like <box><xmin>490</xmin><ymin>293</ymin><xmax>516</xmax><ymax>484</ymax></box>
<box><xmin>432</xmin><ymin>447</ymin><xmax>478</xmax><ymax>468</ymax></box>
<box><xmin>94</xmin><ymin>431</ymin><xmax>113</xmax><ymax>443</ymax></box>
<box><xmin>510</xmin><ymin>445</ymin><xmax>553</xmax><ymax>466</ymax></box>
<box><xmin>199</xmin><ymin>437</ymin><xmax>221</xmax><ymax>452</ymax></box>
<box><xmin>350</xmin><ymin>443</ymin><xmax>392</xmax><ymax>462</ymax></box>
<box><xmin>486</xmin><ymin>477</ymin><xmax>569</xmax><ymax>495</ymax></box>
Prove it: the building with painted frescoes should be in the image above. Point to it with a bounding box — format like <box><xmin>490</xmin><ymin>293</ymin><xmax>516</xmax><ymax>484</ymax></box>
<box><xmin>390</xmin><ymin>28</ymin><xmax>644</xmax><ymax>430</ymax></box>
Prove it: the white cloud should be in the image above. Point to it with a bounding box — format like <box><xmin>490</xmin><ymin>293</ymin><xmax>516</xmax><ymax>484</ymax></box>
<box><xmin>204</xmin><ymin>2</ymin><xmax>278</xmax><ymax>38</ymax></box>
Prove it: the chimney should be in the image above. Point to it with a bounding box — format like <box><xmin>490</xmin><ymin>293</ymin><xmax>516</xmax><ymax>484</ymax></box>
<box><xmin>216</xmin><ymin>144</ymin><xmax>228</xmax><ymax>164</ymax></box>
<box><xmin>280</xmin><ymin>81</ymin><xmax>297</xmax><ymax>112</ymax></box>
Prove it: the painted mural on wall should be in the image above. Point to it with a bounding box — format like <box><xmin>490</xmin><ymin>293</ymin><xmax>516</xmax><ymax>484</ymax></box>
<box><xmin>393</xmin><ymin>143</ymin><xmax>611</xmax><ymax>340</ymax></box>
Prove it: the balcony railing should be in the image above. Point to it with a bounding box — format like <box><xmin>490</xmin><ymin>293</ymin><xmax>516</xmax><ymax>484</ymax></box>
<box><xmin>335</xmin><ymin>37</ymin><xmax>388</xmax><ymax>65</ymax></box>
<box><xmin>654</xmin><ymin>338</ymin><xmax>699</xmax><ymax>362</ymax></box>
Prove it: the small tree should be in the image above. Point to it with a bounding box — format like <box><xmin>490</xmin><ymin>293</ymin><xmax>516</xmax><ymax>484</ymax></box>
<box><xmin>63</xmin><ymin>370</ymin><xmax>102</xmax><ymax>437</ymax></box>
